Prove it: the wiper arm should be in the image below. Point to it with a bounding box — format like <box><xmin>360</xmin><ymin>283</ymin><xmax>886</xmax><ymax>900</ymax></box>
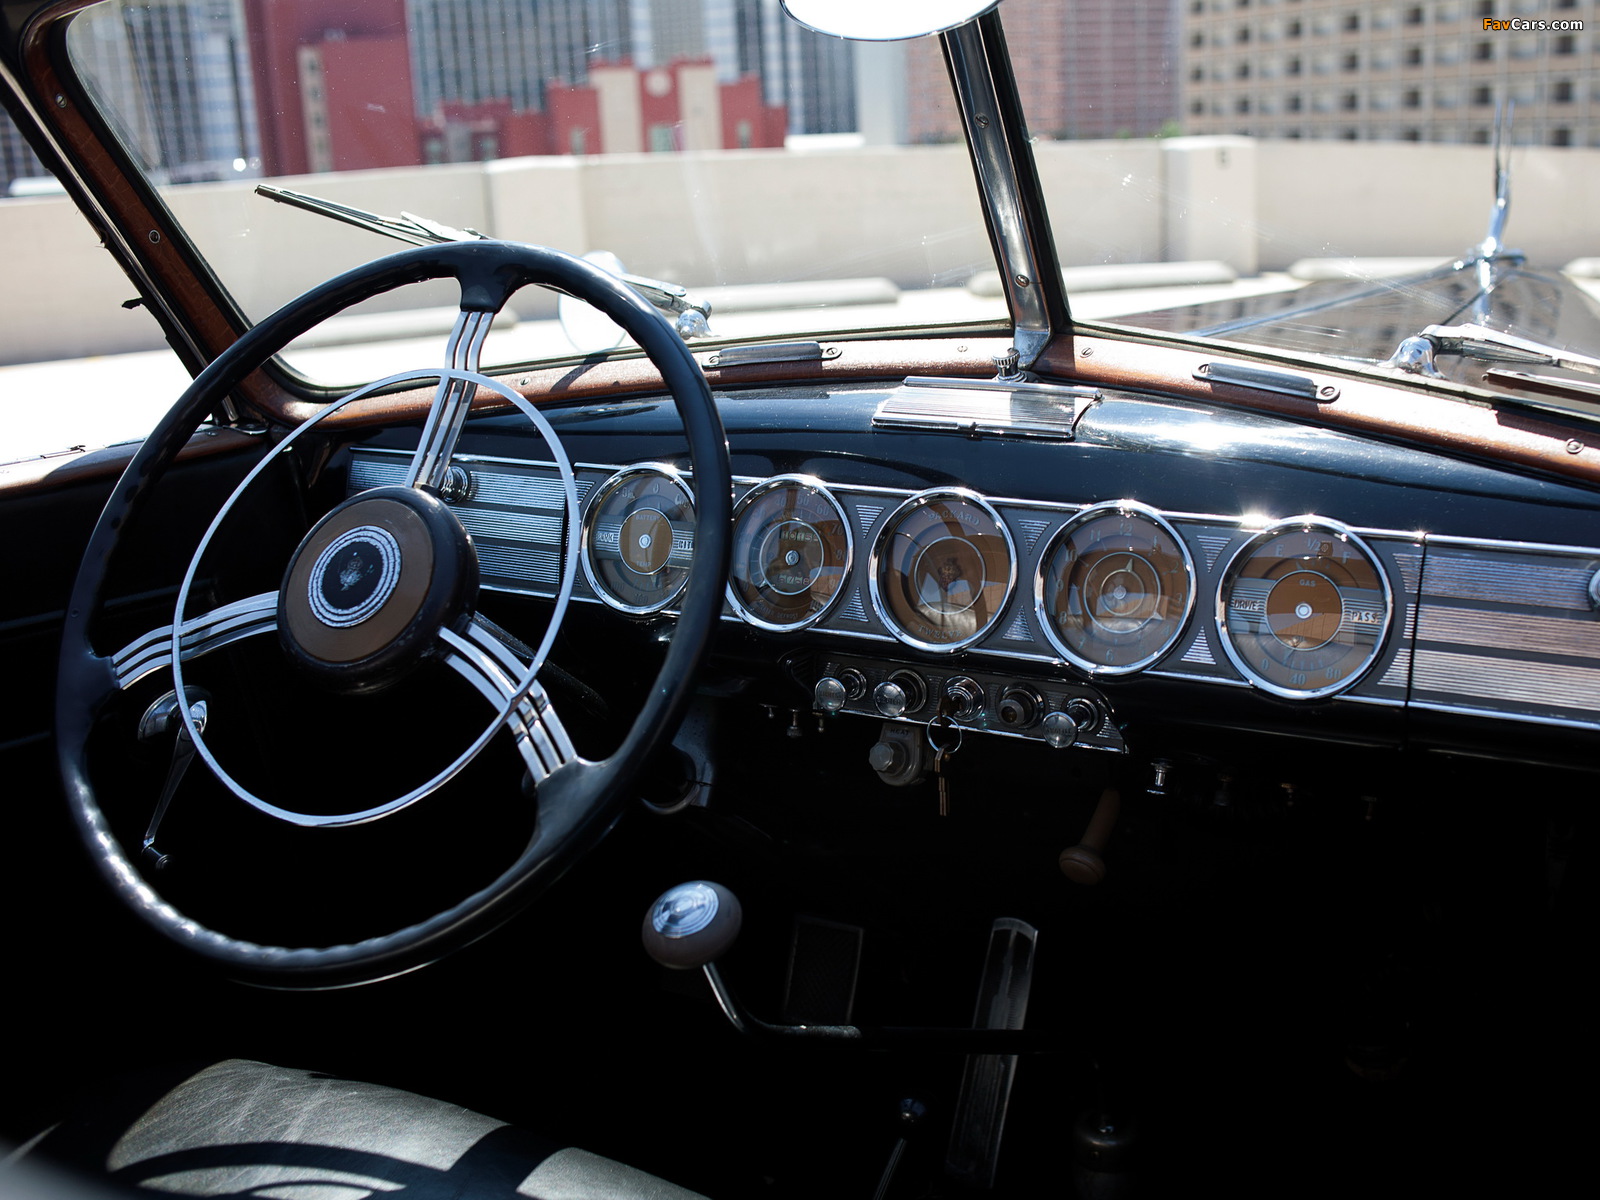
<box><xmin>255</xmin><ymin>184</ymin><xmax>713</xmax><ymax>339</ymax></box>
<box><xmin>1381</xmin><ymin>322</ymin><xmax>1600</xmax><ymax>380</ymax></box>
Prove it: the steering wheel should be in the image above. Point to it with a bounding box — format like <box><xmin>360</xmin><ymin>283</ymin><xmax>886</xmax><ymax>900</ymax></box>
<box><xmin>56</xmin><ymin>241</ymin><xmax>731</xmax><ymax>988</ymax></box>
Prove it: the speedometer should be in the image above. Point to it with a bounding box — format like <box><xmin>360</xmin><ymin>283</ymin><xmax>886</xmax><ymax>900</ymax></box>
<box><xmin>1036</xmin><ymin>501</ymin><xmax>1194</xmax><ymax>674</ymax></box>
<box><xmin>870</xmin><ymin>488</ymin><xmax>1015</xmax><ymax>652</ymax></box>
<box><xmin>728</xmin><ymin>476</ymin><xmax>852</xmax><ymax>630</ymax></box>
<box><xmin>581</xmin><ymin>465</ymin><xmax>695</xmax><ymax>614</ymax></box>
<box><xmin>1216</xmin><ymin>517</ymin><xmax>1392</xmax><ymax>698</ymax></box>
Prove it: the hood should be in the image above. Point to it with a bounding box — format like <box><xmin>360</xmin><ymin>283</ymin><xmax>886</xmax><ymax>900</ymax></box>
<box><xmin>1113</xmin><ymin>257</ymin><xmax>1600</xmax><ymax>423</ymax></box>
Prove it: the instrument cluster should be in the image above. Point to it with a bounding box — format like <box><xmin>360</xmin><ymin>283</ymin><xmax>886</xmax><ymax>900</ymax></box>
<box><xmin>572</xmin><ymin>464</ymin><xmax>1399</xmax><ymax>703</ymax></box>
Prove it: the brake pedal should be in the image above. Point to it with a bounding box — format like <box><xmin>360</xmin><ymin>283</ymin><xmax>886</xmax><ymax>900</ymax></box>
<box><xmin>944</xmin><ymin>917</ymin><xmax>1038</xmax><ymax>1189</ymax></box>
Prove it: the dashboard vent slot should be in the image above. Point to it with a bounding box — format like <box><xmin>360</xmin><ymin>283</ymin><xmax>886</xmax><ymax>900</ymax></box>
<box><xmin>877</xmin><ymin>380</ymin><xmax>1098</xmax><ymax>440</ymax></box>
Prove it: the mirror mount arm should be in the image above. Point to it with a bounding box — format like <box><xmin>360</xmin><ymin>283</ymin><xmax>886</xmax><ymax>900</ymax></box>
<box><xmin>941</xmin><ymin>11</ymin><xmax>1070</xmax><ymax>370</ymax></box>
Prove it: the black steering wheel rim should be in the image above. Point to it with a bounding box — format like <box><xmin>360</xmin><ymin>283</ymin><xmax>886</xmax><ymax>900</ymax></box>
<box><xmin>55</xmin><ymin>241</ymin><xmax>731</xmax><ymax>988</ymax></box>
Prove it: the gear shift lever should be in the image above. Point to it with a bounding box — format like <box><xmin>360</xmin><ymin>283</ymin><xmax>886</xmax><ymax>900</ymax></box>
<box><xmin>641</xmin><ymin>880</ymin><xmax>743</xmax><ymax>969</ymax></box>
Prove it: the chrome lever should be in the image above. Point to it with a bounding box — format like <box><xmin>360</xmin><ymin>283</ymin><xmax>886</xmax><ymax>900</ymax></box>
<box><xmin>141</xmin><ymin>698</ymin><xmax>208</xmax><ymax>871</ymax></box>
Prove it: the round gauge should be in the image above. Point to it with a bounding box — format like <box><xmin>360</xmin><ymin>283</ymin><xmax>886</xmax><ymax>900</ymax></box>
<box><xmin>1036</xmin><ymin>501</ymin><xmax>1195</xmax><ymax>674</ymax></box>
<box><xmin>728</xmin><ymin>477</ymin><xmax>852</xmax><ymax>631</ymax></box>
<box><xmin>1216</xmin><ymin>517</ymin><xmax>1393</xmax><ymax>699</ymax></box>
<box><xmin>581</xmin><ymin>465</ymin><xmax>696</xmax><ymax>614</ymax></box>
<box><xmin>870</xmin><ymin>489</ymin><xmax>1015</xmax><ymax>652</ymax></box>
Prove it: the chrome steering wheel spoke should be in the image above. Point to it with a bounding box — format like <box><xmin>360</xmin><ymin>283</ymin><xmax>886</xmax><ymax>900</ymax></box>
<box><xmin>404</xmin><ymin>306</ymin><xmax>496</xmax><ymax>492</ymax></box>
<box><xmin>112</xmin><ymin>591</ymin><xmax>279</xmax><ymax>691</ymax></box>
<box><xmin>439</xmin><ymin>618</ymin><xmax>576</xmax><ymax>787</ymax></box>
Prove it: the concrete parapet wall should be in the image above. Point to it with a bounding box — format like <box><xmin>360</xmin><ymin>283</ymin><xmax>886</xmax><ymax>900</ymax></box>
<box><xmin>3</xmin><ymin>139</ymin><xmax>1598</xmax><ymax>366</ymax></box>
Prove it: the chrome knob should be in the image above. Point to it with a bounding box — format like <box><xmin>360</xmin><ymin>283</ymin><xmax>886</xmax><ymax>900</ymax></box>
<box><xmin>1064</xmin><ymin>697</ymin><xmax>1102</xmax><ymax>738</ymax></box>
<box><xmin>814</xmin><ymin>676</ymin><xmax>848</xmax><ymax>713</ymax></box>
<box><xmin>874</xmin><ymin>681</ymin><xmax>909</xmax><ymax>718</ymax></box>
<box><xmin>997</xmin><ymin>686</ymin><xmax>1041</xmax><ymax>729</ymax></box>
<box><xmin>1041</xmin><ymin>711</ymin><xmax>1079</xmax><ymax>749</ymax></box>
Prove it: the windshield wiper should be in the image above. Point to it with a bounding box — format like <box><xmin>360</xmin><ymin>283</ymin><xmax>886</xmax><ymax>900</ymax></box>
<box><xmin>1382</xmin><ymin>322</ymin><xmax>1600</xmax><ymax>380</ymax></box>
<box><xmin>255</xmin><ymin>184</ymin><xmax>713</xmax><ymax>340</ymax></box>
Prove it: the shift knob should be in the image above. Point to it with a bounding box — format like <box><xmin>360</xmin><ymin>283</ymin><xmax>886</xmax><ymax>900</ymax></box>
<box><xmin>642</xmin><ymin>880</ymin><xmax>743</xmax><ymax>969</ymax></box>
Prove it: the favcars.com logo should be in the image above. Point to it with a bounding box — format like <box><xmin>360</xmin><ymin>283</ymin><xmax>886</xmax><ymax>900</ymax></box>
<box><xmin>1482</xmin><ymin>17</ymin><xmax>1584</xmax><ymax>29</ymax></box>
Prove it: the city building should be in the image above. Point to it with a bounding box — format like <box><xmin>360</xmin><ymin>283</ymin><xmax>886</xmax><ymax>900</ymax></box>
<box><xmin>1180</xmin><ymin>0</ymin><xmax>1599</xmax><ymax>145</ymax></box>
<box><xmin>67</xmin><ymin>0</ymin><xmax>261</xmax><ymax>183</ymax></box>
<box><xmin>905</xmin><ymin>0</ymin><xmax>1180</xmax><ymax>143</ymax></box>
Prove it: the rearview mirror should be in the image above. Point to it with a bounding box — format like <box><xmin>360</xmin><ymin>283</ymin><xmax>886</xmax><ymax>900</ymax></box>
<box><xmin>780</xmin><ymin>0</ymin><xmax>1000</xmax><ymax>41</ymax></box>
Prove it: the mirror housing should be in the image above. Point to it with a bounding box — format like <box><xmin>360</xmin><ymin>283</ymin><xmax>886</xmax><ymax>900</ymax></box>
<box><xmin>781</xmin><ymin>0</ymin><xmax>1001</xmax><ymax>41</ymax></box>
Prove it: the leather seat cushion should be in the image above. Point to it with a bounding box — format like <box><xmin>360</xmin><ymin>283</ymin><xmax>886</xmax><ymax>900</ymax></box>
<box><xmin>29</xmin><ymin>1059</ymin><xmax>705</xmax><ymax>1200</ymax></box>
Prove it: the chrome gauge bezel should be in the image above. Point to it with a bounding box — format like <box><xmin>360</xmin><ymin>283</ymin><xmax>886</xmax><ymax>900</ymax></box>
<box><xmin>726</xmin><ymin>475</ymin><xmax>854</xmax><ymax>632</ymax></box>
<box><xmin>868</xmin><ymin>487</ymin><xmax>1017</xmax><ymax>654</ymax></box>
<box><xmin>580</xmin><ymin>463</ymin><xmax>696</xmax><ymax>615</ymax></box>
<box><xmin>1215</xmin><ymin>516</ymin><xmax>1394</xmax><ymax>700</ymax></box>
<box><xmin>1034</xmin><ymin>500</ymin><xmax>1197</xmax><ymax>676</ymax></box>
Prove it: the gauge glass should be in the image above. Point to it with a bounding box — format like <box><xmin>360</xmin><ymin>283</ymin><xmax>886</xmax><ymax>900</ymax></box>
<box><xmin>728</xmin><ymin>478</ymin><xmax>852</xmax><ymax>630</ymax></box>
<box><xmin>1037</xmin><ymin>502</ymin><xmax>1194</xmax><ymax>674</ymax></box>
<box><xmin>872</xmin><ymin>490</ymin><xmax>1015</xmax><ymax>651</ymax></box>
<box><xmin>1217</xmin><ymin>519</ymin><xmax>1392</xmax><ymax>698</ymax></box>
<box><xmin>582</xmin><ymin>466</ymin><xmax>695</xmax><ymax>613</ymax></box>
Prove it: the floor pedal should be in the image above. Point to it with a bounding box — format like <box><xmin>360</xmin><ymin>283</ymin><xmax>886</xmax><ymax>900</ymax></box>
<box><xmin>945</xmin><ymin>917</ymin><xmax>1039</xmax><ymax>1189</ymax></box>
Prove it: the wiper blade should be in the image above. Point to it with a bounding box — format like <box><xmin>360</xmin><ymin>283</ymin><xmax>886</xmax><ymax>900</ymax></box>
<box><xmin>257</xmin><ymin>184</ymin><xmax>485</xmax><ymax>246</ymax></box>
<box><xmin>255</xmin><ymin>184</ymin><xmax>713</xmax><ymax>338</ymax></box>
<box><xmin>1382</xmin><ymin>322</ymin><xmax>1600</xmax><ymax>379</ymax></box>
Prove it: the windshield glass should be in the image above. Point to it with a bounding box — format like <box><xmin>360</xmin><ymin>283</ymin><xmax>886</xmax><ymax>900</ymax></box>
<box><xmin>58</xmin><ymin>0</ymin><xmax>1004</xmax><ymax>385</ymax></box>
<box><xmin>4</xmin><ymin>0</ymin><xmax>1598</xmax><ymax>425</ymax></box>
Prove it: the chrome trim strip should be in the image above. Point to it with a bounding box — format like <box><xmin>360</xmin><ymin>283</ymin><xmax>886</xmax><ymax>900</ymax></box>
<box><xmin>1417</xmin><ymin>605</ymin><xmax>1600</xmax><ymax>660</ymax></box>
<box><xmin>1412</xmin><ymin>647</ymin><xmax>1600</xmax><ymax>712</ymax></box>
<box><xmin>1424</xmin><ymin>532</ymin><xmax>1600</xmax><ymax>556</ymax></box>
<box><xmin>1410</xmin><ymin>700</ymin><xmax>1600</xmax><ymax>732</ymax></box>
<box><xmin>942</xmin><ymin>19</ymin><xmax>1053</xmax><ymax>367</ymax></box>
<box><xmin>1420</xmin><ymin>552</ymin><xmax>1595</xmax><ymax>610</ymax></box>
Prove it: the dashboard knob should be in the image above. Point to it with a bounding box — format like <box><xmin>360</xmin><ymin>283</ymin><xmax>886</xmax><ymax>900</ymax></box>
<box><xmin>996</xmin><ymin>686</ymin><xmax>1041</xmax><ymax>729</ymax></box>
<box><xmin>868</xmin><ymin>741</ymin><xmax>905</xmax><ymax>774</ymax></box>
<box><xmin>1064</xmin><ymin>697</ymin><xmax>1102</xmax><ymax>737</ymax></box>
<box><xmin>642</xmin><ymin>881</ymin><xmax>742</xmax><ymax>969</ymax></box>
<box><xmin>1041</xmin><ymin>710</ymin><xmax>1079</xmax><ymax>749</ymax></box>
<box><xmin>814</xmin><ymin>676</ymin><xmax>848</xmax><ymax>713</ymax></box>
<box><xmin>874</xmin><ymin>680</ymin><xmax>909</xmax><ymax>718</ymax></box>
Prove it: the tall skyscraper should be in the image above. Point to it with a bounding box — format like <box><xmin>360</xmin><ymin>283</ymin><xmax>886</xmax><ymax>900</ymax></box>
<box><xmin>67</xmin><ymin>0</ymin><xmax>261</xmax><ymax>184</ymax></box>
<box><xmin>904</xmin><ymin>0</ymin><xmax>1179</xmax><ymax>142</ymax></box>
<box><xmin>1180</xmin><ymin>0</ymin><xmax>1597</xmax><ymax>146</ymax></box>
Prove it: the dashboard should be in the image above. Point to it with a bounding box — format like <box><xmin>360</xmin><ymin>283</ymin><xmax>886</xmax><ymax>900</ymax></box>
<box><xmin>345</xmin><ymin>375</ymin><xmax>1600</xmax><ymax>768</ymax></box>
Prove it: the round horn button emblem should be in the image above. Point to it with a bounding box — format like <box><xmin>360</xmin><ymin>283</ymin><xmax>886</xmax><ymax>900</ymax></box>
<box><xmin>308</xmin><ymin>526</ymin><xmax>401</xmax><ymax>628</ymax></box>
<box><xmin>279</xmin><ymin>487</ymin><xmax>478</xmax><ymax>692</ymax></box>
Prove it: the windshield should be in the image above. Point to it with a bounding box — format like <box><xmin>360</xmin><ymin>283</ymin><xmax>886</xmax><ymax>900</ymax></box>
<box><xmin>3</xmin><ymin>0</ymin><xmax>1599</xmax><ymax>433</ymax></box>
<box><xmin>56</xmin><ymin>0</ymin><xmax>1004</xmax><ymax>386</ymax></box>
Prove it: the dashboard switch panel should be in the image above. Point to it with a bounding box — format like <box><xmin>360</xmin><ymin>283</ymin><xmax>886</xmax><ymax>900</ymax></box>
<box><xmin>818</xmin><ymin>654</ymin><xmax>1126</xmax><ymax>754</ymax></box>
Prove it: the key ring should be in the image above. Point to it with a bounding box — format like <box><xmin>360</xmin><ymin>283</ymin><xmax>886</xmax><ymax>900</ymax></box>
<box><xmin>926</xmin><ymin>714</ymin><xmax>963</xmax><ymax>756</ymax></box>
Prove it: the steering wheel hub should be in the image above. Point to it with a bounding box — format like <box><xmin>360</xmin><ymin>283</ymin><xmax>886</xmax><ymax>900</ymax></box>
<box><xmin>278</xmin><ymin>486</ymin><xmax>478</xmax><ymax>693</ymax></box>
